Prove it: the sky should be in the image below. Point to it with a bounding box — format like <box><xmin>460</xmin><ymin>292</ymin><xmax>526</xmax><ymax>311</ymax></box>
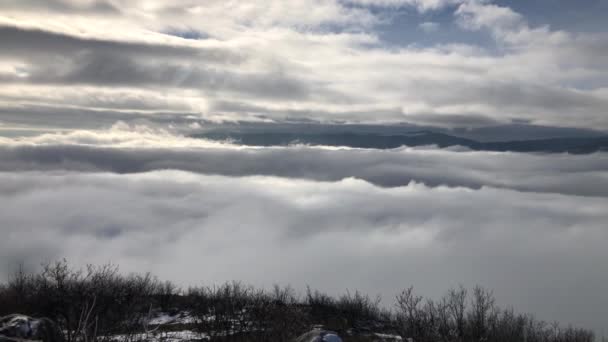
<box><xmin>1</xmin><ymin>0</ymin><xmax>608</xmax><ymax>131</ymax></box>
<box><xmin>1</xmin><ymin>0</ymin><xmax>607</xmax><ymax>336</ymax></box>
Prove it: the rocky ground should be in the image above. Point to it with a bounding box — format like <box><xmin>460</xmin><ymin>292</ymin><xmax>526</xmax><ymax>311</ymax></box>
<box><xmin>1</xmin><ymin>313</ymin><xmax>404</xmax><ymax>342</ymax></box>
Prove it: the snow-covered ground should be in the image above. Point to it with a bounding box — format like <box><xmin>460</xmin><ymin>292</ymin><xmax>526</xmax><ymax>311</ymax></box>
<box><xmin>148</xmin><ymin>312</ymin><xmax>200</xmax><ymax>326</ymax></box>
<box><xmin>373</xmin><ymin>332</ymin><xmax>404</xmax><ymax>341</ymax></box>
<box><xmin>119</xmin><ymin>311</ymin><xmax>406</xmax><ymax>341</ymax></box>
<box><xmin>107</xmin><ymin>330</ymin><xmax>209</xmax><ymax>342</ymax></box>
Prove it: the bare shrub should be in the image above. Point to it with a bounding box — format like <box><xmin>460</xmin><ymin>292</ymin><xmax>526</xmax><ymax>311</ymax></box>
<box><xmin>0</xmin><ymin>261</ymin><xmax>595</xmax><ymax>342</ymax></box>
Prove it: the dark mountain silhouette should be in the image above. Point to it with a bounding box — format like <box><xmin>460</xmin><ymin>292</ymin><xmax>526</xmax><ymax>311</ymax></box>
<box><xmin>193</xmin><ymin>131</ymin><xmax>608</xmax><ymax>154</ymax></box>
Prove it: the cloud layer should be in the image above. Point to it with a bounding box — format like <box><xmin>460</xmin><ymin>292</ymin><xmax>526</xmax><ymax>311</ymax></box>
<box><xmin>1</xmin><ymin>125</ymin><xmax>607</xmax><ymax>332</ymax></box>
<box><xmin>1</xmin><ymin>170</ymin><xmax>606</xmax><ymax>333</ymax></box>
<box><xmin>1</xmin><ymin>125</ymin><xmax>608</xmax><ymax>198</ymax></box>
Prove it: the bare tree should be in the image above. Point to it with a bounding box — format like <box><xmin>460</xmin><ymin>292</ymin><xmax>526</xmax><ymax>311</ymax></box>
<box><xmin>395</xmin><ymin>286</ymin><xmax>424</xmax><ymax>340</ymax></box>
<box><xmin>468</xmin><ymin>286</ymin><xmax>496</xmax><ymax>341</ymax></box>
<box><xmin>447</xmin><ymin>285</ymin><xmax>467</xmax><ymax>341</ymax></box>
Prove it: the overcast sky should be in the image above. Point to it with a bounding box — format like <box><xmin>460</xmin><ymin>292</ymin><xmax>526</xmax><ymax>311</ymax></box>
<box><xmin>1</xmin><ymin>0</ymin><xmax>607</xmax><ymax>336</ymax></box>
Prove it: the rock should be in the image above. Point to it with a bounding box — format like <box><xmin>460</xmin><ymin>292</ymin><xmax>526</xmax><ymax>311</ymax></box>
<box><xmin>0</xmin><ymin>314</ymin><xmax>63</xmax><ymax>342</ymax></box>
<box><xmin>372</xmin><ymin>333</ymin><xmax>404</xmax><ymax>341</ymax></box>
<box><xmin>294</xmin><ymin>328</ymin><xmax>343</xmax><ymax>342</ymax></box>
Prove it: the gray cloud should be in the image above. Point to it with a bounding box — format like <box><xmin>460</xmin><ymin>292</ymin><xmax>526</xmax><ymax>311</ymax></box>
<box><xmin>0</xmin><ymin>26</ymin><xmax>317</xmax><ymax>101</ymax></box>
<box><xmin>0</xmin><ymin>104</ymin><xmax>198</xmax><ymax>130</ymax></box>
<box><xmin>0</xmin><ymin>25</ymin><xmax>239</xmax><ymax>62</ymax></box>
<box><xmin>30</xmin><ymin>53</ymin><xmax>311</xmax><ymax>100</ymax></box>
<box><xmin>0</xmin><ymin>0</ymin><xmax>120</xmax><ymax>14</ymax></box>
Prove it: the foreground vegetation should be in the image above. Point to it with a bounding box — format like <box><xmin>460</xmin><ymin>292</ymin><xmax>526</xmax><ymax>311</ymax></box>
<box><xmin>0</xmin><ymin>260</ymin><xmax>594</xmax><ymax>342</ymax></box>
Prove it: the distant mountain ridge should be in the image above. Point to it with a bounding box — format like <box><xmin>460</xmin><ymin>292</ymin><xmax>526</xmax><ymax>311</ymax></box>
<box><xmin>193</xmin><ymin>131</ymin><xmax>608</xmax><ymax>154</ymax></box>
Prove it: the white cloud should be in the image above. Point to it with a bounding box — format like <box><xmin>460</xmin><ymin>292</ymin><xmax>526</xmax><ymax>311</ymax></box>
<box><xmin>0</xmin><ymin>122</ymin><xmax>235</xmax><ymax>148</ymax></box>
<box><xmin>0</xmin><ymin>0</ymin><xmax>607</xmax><ymax>129</ymax></box>
<box><xmin>455</xmin><ymin>1</ymin><xmax>524</xmax><ymax>33</ymax></box>
<box><xmin>0</xmin><ymin>170</ymin><xmax>606</xmax><ymax>332</ymax></box>
<box><xmin>1</xmin><ymin>125</ymin><xmax>608</xmax><ymax>198</ymax></box>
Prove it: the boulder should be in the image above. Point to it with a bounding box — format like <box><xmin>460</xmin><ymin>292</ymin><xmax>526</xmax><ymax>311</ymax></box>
<box><xmin>294</xmin><ymin>328</ymin><xmax>343</xmax><ymax>342</ymax></box>
<box><xmin>0</xmin><ymin>314</ymin><xmax>63</xmax><ymax>342</ymax></box>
